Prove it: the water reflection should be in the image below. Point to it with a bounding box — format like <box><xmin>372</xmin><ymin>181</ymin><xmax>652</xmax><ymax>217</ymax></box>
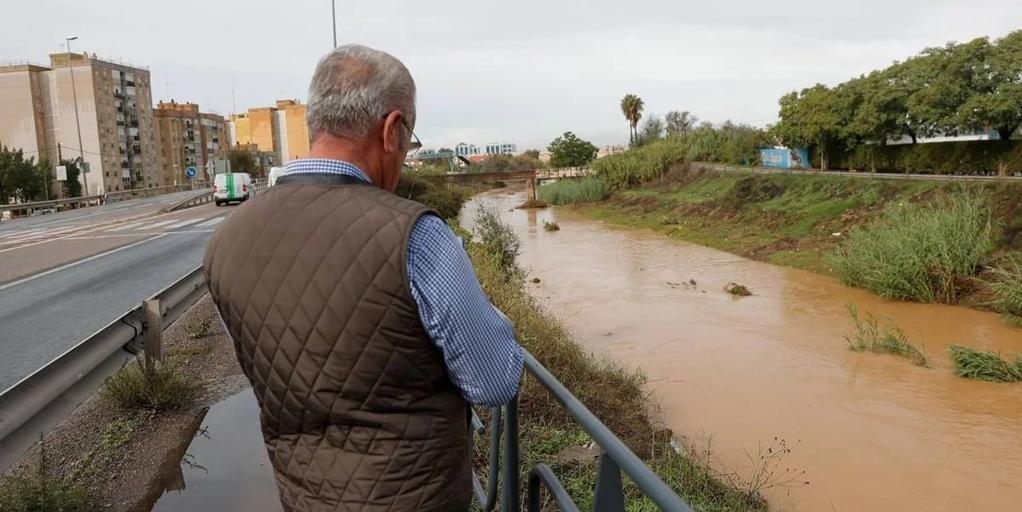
<box><xmin>152</xmin><ymin>389</ymin><xmax>282</xmax><ymax>512</ymax></box>
<box><xmin>463</xmin><ymin>189</ymin><xmax>1022</xmax><ymax>512</ymax></box>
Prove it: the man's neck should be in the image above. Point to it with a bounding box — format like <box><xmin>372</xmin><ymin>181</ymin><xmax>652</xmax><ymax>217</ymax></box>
<box><xmin>308</xmin><ymin>134</ymin><xmax>382</xmax><ymax>186</ymax></box>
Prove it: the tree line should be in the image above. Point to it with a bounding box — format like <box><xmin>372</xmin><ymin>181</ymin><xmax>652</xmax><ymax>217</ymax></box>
<box><xmin>773</xmin><ymin>30</ymin><xmax>1022</xmax><ymax>170</ymax></box>
<box><xmin>0</xmin><ymin>146</ymin><xmax>82</xmax><ymax>205</ymax></box>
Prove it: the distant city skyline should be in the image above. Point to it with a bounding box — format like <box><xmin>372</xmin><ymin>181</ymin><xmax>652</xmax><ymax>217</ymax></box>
<box><xmin>4</xmin><ymin>1</ymin><xmax>1022</xmax><ymax>151</ymax></box>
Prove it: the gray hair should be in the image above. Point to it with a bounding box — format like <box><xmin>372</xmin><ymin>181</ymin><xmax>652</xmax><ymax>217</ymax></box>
<box><xmin>306</xmin><ymin>44</ymin><xmax>416</xmax><ymax>141</ymax></box>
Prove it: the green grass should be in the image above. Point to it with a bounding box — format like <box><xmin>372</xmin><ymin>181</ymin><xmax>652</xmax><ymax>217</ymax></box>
<box><xmin>593</xmin><ymin>140</ymin><xmax>688</xmax><ymax>189</ymax></box>
<box><xmin>68</xmin><ymin>416</ymin><xmax>140</xmax><ymax>482</ymax></box>
<box><xmin>395</xmin><ymin>171</ymin><xmax>468</xmax><ymax>219</ymax></box>
<box><xmin>986</xmin><ymin>256</ymin><xmax>1022</xmax><ymax>326</ymax></box>
<box><xmin>538</xmin><ymin>177</ymin><xmax>609</xmax><ymax>205</ymax></box>
<box><xmin>948</xmin><ymin>345</ymin><xmax>1022</xmax><ymax>382</ymax></box>
<box><xmin>542</xmin><ymin>220</ymin><xmax>560</xmax><ymax>232</ymax></box>
<box><xmin>832</xmin><ymin>194</ymin><xmax>994</xmax><ymax>303</ymax></box>
<box><xmin>468</xmin><ymin>209</ymin><xmax>768</xmax><ymax>511</ymax></box>
<box><xmin>0</xmin><ymin>441</ymin><xmax>92</xmax><ymax>512</ymax></box>
<box><xmin>844</xmin><ymin>305</ymin><xmax>929</xmax><ymax>367</ymax></box>
<box><xmin>101</xmin><ymin>357</ymin><xmax>197</xmax><ymax>411</ymax></box>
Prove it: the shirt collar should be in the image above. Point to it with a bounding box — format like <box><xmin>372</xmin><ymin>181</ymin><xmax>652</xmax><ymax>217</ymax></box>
<box><xmin>281</xmin><ymin>158</ymin><xmax>372</xmax><ymax>183</ymax></box>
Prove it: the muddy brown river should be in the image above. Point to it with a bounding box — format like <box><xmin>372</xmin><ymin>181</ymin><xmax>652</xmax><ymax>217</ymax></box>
<box><xmin>462</xmin><ymin>189</ymin><xmax>1022</xmax><ymax>512</ymax></box>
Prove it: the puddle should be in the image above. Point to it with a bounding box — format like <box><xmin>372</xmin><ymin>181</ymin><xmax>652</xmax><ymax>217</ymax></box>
<box><xmin>152</xmin><ymin>389</ymin><xmax>282</xmax><ymax>511</ymax></box>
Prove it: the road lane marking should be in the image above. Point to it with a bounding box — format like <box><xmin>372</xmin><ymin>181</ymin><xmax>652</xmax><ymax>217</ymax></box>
<box><xmin>0</xmin><ymin>234</ymin><xmax>169</xmax><ymax>292</ymax></box>
<box><xmin>132</xmin><ymin>219</ymin><xmax>178</xmax><ymax>230</ymax></box>
<box><xmin>164</xmin><ymin>218</ymin><xmax>203</xmax><ymax>229</ymax></box>
<box><xmin>104</xmin><ymin>221</ymin><xmax>148</xmax><ymax>232</ymax></box>
<box><xmin>196</xmin><ymin>217</ymin><xmax>225</xmax><ymax>228</ymax></box>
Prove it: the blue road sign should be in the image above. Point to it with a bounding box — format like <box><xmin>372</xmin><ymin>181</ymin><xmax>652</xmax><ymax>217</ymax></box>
<box><xmin>185</xmin><ymin>167</ymin><xmax>197</xmax><ymax>178</ymax></box>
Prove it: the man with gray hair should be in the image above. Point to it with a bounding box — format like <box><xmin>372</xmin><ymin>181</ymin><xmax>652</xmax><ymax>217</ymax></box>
<box><xmin>204</xmin><ymin>44</ymin><xmax>523</xmax><ymax>511</ymax></box>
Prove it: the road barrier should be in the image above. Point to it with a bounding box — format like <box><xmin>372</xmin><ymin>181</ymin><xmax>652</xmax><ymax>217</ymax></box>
<box><xmin>0</xmin><ymin>267</ymin><xmax>207</xmax><ymax>472</ymax></box>
<box><xmin>0</xmin><ymin>183</ymin><xmax>208</xmax><ymax>219</ymax></box>
<box><xmin>0</xmin><ymin>261</ymin><xmax>690</xmax><ymax>510</ymax></box>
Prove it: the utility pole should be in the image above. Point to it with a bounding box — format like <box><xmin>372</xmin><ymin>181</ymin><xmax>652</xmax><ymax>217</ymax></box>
<box><xmin>65</xmin><ymin>36</ymin><xmax>89</xmax><ymax>195</ymax></box>
<box><xmin>332</xmin><ymin>0</ymin><xmax>337</xmax><ymax>48</ymax></box>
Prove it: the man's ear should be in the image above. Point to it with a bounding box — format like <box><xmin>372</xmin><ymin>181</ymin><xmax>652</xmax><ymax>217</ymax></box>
<box><xmin>382</xmin><ymin>111</ymin><xmax>404</xmax><ymax>154</ymax></box>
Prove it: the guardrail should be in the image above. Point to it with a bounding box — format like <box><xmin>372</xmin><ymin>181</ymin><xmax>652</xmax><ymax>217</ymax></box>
<box><xmin>471</xmin><ymin>351</ymin><xmax>691</xmax><ymax>512</ymax></box>
<box><xmin>0</xmin><ymin>183</ymin><xmax>209</xmax><ymax>218</ymax></box>
<box><xmin>0</xmin><ymin>262</ymin><xmax>690</xmax><ymax>510</ymax></box>
<box><xmin>0</xmin><ymin>266</ymin><xmax>208</xmax><ymax>472</ymax></box>
<box><xmin>694</xmin><ymin>162</ymin><xmax>1022</xmax><ymax>182</ymax></box>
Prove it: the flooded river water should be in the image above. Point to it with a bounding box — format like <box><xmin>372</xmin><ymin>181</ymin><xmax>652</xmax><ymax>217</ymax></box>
<box><xmin>462</xmin><ymin>189</ymin><xmax>1022</xmax><ymax>512</ymax></box>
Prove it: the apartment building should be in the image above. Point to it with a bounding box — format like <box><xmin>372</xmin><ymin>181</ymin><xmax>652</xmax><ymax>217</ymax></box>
<box><xmin>154</xmin><ymin>100</ymin><xmax>226</xmax><ymax>184</ymax></box>
<box><xmin>455</xmin><ymin>142</ymin><xmax>481</xmax><ymax>157</ymax></box>
<box><xmin>485</xmin><ymin>142</ymin><xmax>517</xmax><ymax>155</ymax></box>
<box><xmin>227</xmin><ymin>99</ymin><xmax>309</xmax><ymax>165</ymax></box>
<box><xmin>0</xmin><ymin>52</ymin><xmax>158</xmax><ymax>195</ymax></box>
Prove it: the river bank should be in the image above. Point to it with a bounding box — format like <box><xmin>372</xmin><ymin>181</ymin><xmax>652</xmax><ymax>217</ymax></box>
<box><xmin>569</xmin><ymin>165</ymin><xmax>1022</xmax><ymax>296</ymax></box>
<box><xmin>468</xmin><ymin>188</ymin><xmax>1022</xmax><ymax>511</ymax></box>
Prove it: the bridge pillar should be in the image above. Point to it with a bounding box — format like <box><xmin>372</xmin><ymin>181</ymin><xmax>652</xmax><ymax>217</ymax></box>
<box><xmin>526</xmin><ymin>177</ymin><xmax>537</xmax><ymax>201</ymax></box>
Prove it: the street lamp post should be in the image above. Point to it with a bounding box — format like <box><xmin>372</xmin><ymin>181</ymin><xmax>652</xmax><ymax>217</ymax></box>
<box><xmin>65</xmin><ymin>36</ymin><xmax>89</xmax><ymax>195</ymax></box>
<box><xmin>332</xmin><ymin>0</ymin><xmax>337</xmax><ymax>48</ymax></box>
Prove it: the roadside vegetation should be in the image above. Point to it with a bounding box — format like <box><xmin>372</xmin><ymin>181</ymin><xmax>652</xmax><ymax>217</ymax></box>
<box><xmin>538</xmin><ymin>176</ymin><xmax>609</xmax><ymax>205</ymax></box>
<box><xmin>468</xmin><ymin>206</ymin><xmax>780</xmax><ymax>511</ymax></box>
<box><xmin>844</xmin><ymin>305</ymin><xmax>929</xmax><ymax>367</ymax></box>
<box><xmin>832</xmin><ymin>194</ymin><xmax>994</xmax><ymax>303</ymax></box>
<box><xmin>0</xmin><ymin>441</ymin><xmax>92</xmax><ymax>512</ymax></box>
<box><xmin>101</xmin><ymin>356</ymin><xmax>197</xmax><ymax>411</ymax></box>
<box><xmin>948</xmin><ymin>345</ymin><xmax>1022</xmax><ymax>382</ymax></box>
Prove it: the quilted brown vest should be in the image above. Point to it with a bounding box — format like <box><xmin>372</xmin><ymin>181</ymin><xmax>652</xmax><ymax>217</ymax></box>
<box><xmin>204</xmin><ymin>173</ymin><xmax>471</xmax><ymax>512</ymax></box>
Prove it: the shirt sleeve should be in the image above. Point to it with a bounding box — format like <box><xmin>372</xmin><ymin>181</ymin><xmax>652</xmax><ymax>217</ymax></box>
<box><xmin>406</xmin><ymin>213</ymin><xmax>524</xmax><ymax>406</ymax></box>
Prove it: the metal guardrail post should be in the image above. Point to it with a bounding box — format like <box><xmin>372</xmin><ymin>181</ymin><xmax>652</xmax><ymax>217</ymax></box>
<box><xmin>592</xmin><ymin>453</ymin><xmax>625</xmax><ymax>511</ymax></box>
<box><xmin>503</xmin><ymin>397</ymin><xmax>521</xmax><ymax>512</ymax></box>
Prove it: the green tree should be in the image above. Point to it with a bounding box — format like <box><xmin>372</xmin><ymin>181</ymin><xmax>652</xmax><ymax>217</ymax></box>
<box><xmin>60</xmin><ymin>159</ymin><xmax>83</xmax><ymax>197</ymax></box>
<box><xmin>522</xmin><ymin>149</ymin><xmax>540</xmax><ymax>159</ymax></box>
<box><xmin>956</xmin><ymin>30</ymin><xmax>1022</xmax><ymax>141</ymax></box>
<box><xmin>620</xmin><ymin>94</ymin><xmax>644</xmax><ymax>146</ymax></box>
<box><xmin>227</xmin><ymin>149</ymin><xmax>257</xmax><ymax>174</ymax></box>
<box><xmin>665</xmin><ymin>111</ymin><xmax>697</xmax><ymax>136</ymax></box>
<box><xmin>637</xmin><ymin>114</ymin><xmax>664</xmax><ymax>146</ymax></box>
<box><xmin>775</xmin><ymin>84</ymin><xmax>850</xmax><ymax>170</ymax></box>
<box><xmin>0</xmin><ymin>146</ymin><xmax>45</xmax><ymax>203</ymax></box>
<box><xmin>547</xmin><ymin>132</ymin><xmax>598</xmax><ymax>168</ymax></box>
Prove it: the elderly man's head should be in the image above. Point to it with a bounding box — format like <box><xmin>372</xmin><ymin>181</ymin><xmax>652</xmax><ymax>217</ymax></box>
<box><xmin>306</xmin><ymin>44</ymin><xmax>416</xmax><ymax>191</ymax></box>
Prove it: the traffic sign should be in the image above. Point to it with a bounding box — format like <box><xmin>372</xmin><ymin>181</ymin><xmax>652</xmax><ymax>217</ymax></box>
<box><xmin>185</xmin><ymin>167</ymin><xmax>197</xmax><ymax>178</ymax></box>
<box><xmin>55</xmin><ymin>165</ymin><xmax>67</xmax><ymax>181</ymax></box>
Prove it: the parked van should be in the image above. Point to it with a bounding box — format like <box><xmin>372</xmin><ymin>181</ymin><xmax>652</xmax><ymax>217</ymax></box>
<box><xmin>214</xmin><ymin>172</ymin><xmax>254</xmax><ymax>205</ymax></box>
<box><xmin>268</xmin><ymin>166</ymin><xmax>286</xmax><ymax>187</ymax></box>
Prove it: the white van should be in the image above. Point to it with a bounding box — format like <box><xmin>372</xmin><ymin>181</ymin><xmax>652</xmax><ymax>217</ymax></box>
<box><xmin>214</xmin><ymin>173</ymin><xmax>254</xmax><ymax>206</ymax></box>
<box><xmin>268</xmin><ymin>166</ymin><xmax>286</xmax><ymax>187</ymax></box>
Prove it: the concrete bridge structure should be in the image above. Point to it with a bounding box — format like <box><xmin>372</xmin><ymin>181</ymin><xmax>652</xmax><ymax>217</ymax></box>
<box><xmin>425</xmin><ymin>167</ymin><xmax>594</xmax><ymax>201</ymax></box>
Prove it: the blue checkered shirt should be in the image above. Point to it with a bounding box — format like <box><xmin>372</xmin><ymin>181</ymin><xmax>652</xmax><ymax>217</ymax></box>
<box><xmin>281</xmin><ymin>159</ymin><xmax>524</xmax><ymax>406</ymax></box>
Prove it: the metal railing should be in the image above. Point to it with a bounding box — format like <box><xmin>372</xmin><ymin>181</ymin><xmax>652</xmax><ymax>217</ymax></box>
<box><xmin>471</xmin><ymin>351</ymin><xmax>692</xmax><ymax>512</ymax></box>
<box><xmin>0</xmin><ymin>267</ymin><xmax>208</xmax><ymax>472</ymax></box>
<box><xmin>0</xmin><ymin>183</ymin><xmax>207</xmax><ymax>218</ymax></box>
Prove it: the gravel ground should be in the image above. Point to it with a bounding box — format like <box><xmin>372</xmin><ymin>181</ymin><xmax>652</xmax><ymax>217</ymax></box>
<box><xmin>6</xmin><ymin>294</ymin><xmax>250</xmax><ymax>511</ymax></box>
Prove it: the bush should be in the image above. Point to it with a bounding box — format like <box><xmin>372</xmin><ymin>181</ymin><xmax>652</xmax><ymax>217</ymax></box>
<box><xmin>101</xmin><ymin>357</ymin><xmax>197</xmax><ymax>410</ymax></box>
<box><xmin>948</xmin><ymin>345</ymin><xmax>1022</xmax><ymax>382</ymax></box>
<box><xmin>538</xmin><ymin>176</ymin><xmax>609</xmax><ymax>205</ymax></box>
<box><xmin>986</xmin><ymin>256</ymin><xmax>1022</xmax><ymax>325</ymax></box>
<box><xmin>832</xmin><ymin>194</ymin><xmax>994</xmax><ymax>303</ymax></box>
<box><xmin>473</xmin><ymin>206</ymin><xmax>521</xmax><ymax>280</ymax></box>
<box><xmin>395</xmin><ymin>172</ymin><xmax>467</xmax><ymax>219</ymax></box>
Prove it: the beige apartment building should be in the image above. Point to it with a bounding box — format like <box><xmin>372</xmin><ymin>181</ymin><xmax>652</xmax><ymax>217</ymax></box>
<box><xmin>227</xmin><ymin>99</ymin><xmax>309</xmax><ymax>165</ymax></box>
<box><xmin>0</xmin><ymin>52</ymin><xmax>158</xmax><ymax>195</ymax></box>
<box><xmin>154</xmin><ymin>101</ymin><xmax>226</xmax><ymax>184</ymax></box>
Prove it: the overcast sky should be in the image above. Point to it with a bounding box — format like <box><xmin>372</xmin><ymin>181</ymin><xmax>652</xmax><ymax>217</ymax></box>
<box><xmin>4</xmin><ymin>1</ymin><xmax>1021</xmax><ymax>149</ymax></box>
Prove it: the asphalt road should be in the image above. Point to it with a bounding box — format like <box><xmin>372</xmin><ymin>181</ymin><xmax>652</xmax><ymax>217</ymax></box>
<box><xmin>0</xmin><ymin>193</ymin><xmax>234</xmax><ymax>392</ymax></box>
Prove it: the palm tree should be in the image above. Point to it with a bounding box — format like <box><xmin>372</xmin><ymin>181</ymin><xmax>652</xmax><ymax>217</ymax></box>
<box><xmin>620</xmin><ymin>94</ymin><xmax>645</xmax><ymax>146</ymax></box>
